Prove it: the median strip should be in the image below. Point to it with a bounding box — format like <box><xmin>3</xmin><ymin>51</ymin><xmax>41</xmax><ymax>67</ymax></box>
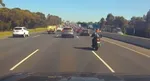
<box><xmin>92</xmin><ymin>51</ymin><xmax>115</xmax><ymax>73</ymax></box>
<box><xmin>10</xmin><ymin>49</ymin><xmax>39</xmax><ymax>71</ymax></box>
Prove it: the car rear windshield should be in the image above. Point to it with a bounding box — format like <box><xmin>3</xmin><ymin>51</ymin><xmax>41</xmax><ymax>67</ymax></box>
<box><xmin>57</xmin><ymin>30</ymin><xmax>61</xmax><ymax>32</ymax></box>
<box><xmin>14</xmin><ymin>28</ymin><xmax>22</xmax><ymax>30</ymax></box>
<box><xmin>63</xmin><ymin>28</ymin><xmax>72</xmax><ymax>31</ymax></box>
<box><xmin>63</xmin><ymin>28</ymin><xmax>72</xmax><ymax>30</ymax></box>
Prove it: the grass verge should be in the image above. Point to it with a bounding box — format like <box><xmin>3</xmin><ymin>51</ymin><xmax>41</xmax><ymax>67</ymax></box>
<box><xmin>28</xmin><ymin>28</ymin><xmax>46</xmax><ymax>33</ymax></box>
<box><xmin>0</xmin><ymin>27</ymin><xmax>46</xmax><ymax>39</ymax></box>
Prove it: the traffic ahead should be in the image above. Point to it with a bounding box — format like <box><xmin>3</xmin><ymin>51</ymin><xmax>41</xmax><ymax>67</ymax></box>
<box><xmin>1</xmin><ymin>0</ymin><xmax>150</xmax><ymax>80</ymax></box>
<box><xmin>0</xmin><ymin>24</ymin><xmax>150</xmax><ymax>78</ymax></box>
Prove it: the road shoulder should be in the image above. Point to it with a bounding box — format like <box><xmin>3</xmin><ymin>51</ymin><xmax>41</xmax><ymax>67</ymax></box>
<box><xmin>102</xmin><ymin>37</ymin><xmax>150</xmax><ymax>57</ymax></box>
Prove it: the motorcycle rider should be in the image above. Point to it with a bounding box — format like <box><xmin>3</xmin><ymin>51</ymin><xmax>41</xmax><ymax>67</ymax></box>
<box><xmin>91</xmin><ymin>29</ymin><xmax>102</xmax><ymax>48</ymax></box>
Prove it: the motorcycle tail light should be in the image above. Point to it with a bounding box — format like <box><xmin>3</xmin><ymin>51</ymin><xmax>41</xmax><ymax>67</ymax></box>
<box><xmin>97</xmin><ymin>38</ymin><xmax>100</xmax><ymax>41</ymax></box>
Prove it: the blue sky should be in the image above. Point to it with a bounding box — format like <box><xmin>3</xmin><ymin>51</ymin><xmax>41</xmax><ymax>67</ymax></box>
<box><xmin>3</xmin><ymin>0</ymin><xmax>150</xmax><ymax>22</ymax></box>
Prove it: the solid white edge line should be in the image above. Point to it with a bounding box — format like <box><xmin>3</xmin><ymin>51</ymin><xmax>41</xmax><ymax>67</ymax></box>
<box><xmin>10</xmin><ymin>49</ymin><xmax>39</xmax><ymax>71</ymax></box>
<box><xmin>102</xmin><ymin>39</ymin><xmax>150</xmax><ymax>58</ymax></box>
<box><xmin>92</xmin><ymin>51</ymin><xmax>115</xmax><ymax>73</ymax></box>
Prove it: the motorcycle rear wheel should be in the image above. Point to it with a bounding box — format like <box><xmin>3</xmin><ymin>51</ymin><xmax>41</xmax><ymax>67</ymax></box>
<box><xmin>95</xmin><ymin>46</ymin><xmax>98</xmax><ymax>51</ymax></box>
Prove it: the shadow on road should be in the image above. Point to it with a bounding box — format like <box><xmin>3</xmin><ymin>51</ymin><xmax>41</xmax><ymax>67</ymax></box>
<box><xmin>8</xmin><ymin>36</ymin><xmax>24</xmax><ymax>38</ymax></box>
<box><xmin>74</xmin><ymin>47</ymin><xmax>93</xmax><ymax>51</ymax></box>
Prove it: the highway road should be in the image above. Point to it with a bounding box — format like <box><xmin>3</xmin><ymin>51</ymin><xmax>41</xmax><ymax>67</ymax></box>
<box><xmin>0</xmin><ymin>32</ymin><xmax>150</xmax><ymax>76</ymax></box>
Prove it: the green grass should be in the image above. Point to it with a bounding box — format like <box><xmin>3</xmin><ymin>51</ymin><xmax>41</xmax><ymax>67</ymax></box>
<box><xmin>28</xmin><ymin>28</ymin><xmax>46</xmax><ymax>33</ymax></box>
<box><xmin>0</xmin><ymin>31</ymin><xmax>12</xmax><ymax>39</ymax></box>
<box><xmin>122</xmin><ymin>33</ymin><xmax>130</xmax><ymax>36</ymax></box>
<box><xmin>0</xmin><ymin>28</ymin><xmax>46</xmax><ymax>39</ymax></box>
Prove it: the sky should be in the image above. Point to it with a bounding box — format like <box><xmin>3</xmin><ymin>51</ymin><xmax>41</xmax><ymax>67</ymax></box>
<box><xmin>3</xmin><ymin>0</ymin><xmax>150</xmax><ymax>22</ymax></box>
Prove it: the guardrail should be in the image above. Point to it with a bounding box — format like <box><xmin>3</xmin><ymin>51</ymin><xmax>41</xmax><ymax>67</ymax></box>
<box><xmin>101</xmin><ymin>32</ymin><xmax>150</xmax><ymax>49</ymax></box>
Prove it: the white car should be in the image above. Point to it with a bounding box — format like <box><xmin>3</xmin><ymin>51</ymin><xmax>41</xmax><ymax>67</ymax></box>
<box><xmin>13</xmin><ymin>27</ymin><xmax>29</xmax><ymax>37</ymax></box>
<box><xmin>57</xmin><ymin>27</ymin><xmax>63</xmax><ymax>31</ymax></box>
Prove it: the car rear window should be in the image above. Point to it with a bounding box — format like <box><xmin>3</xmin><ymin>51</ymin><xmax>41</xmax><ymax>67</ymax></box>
<box><xmin>57</xmin><ymin>30</ymin><xmax>61</xmax><ymax>32</ymax></box>
<box><xmin>14</xmin><ymin>28</ymin><xmax>22</xmax><ymax>30</ymax></box>
<box><xmin>63</xmin><ymin>28</ymin><xmax>73</xmax><ymax>32</ymax></box>
<box><xmin>63</xmin><ymin>28</ymin><xmax>72</xmax><ymax>31</ymax></box>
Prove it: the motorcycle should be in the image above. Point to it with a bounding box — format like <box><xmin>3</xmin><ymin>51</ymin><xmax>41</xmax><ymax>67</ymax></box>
<box><xmin>92</xmin><ymin>37</ymin><xmax>101</xmax><ymax>51</ymax></box>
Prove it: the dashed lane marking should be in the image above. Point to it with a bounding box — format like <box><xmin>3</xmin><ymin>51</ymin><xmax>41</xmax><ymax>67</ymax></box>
<box><xmin>92</xmin><ymin>51</ymin><xmax>115</xmax><ymax>73</ymax></box>
<box><xmin>10</xmin><ymin>49</ymin><xmax>39</xmax><ymax>71</ymax></box>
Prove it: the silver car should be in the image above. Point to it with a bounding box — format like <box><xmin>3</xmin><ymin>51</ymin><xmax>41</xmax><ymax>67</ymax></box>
<box><xmin>61</xmin><ymin>27</ymin><xmax>74</xmax><ymax>38</ymax></box>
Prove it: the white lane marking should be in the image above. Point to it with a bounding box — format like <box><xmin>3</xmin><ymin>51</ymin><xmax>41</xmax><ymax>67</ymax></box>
<box><xmin>10</xmin><ymin>49</ymin><xmax>39</xmax><ymax>71</ymax></box>
<box><xmin>92</xmin><ymin>51</ymin><xmax>115</xmax><ymax>73</ymax></box>
<box><xmin>76</xmin><ymin>36</ymin><xmax>79</xmax><ymax>38</ymax></box>
<box><xmin>102</xmin><ymin>39</ymin><xmax>150</xmax><ymax>58</ymax></box>
<box><xmin>90</xmin><ymin>34</ymin><xmax>92</xmax><ymax>36</ymax></box>
<box><xmin>32</xmin><ymin>35</ymin><xmax>40</xmax><ymax>38</ymax></box>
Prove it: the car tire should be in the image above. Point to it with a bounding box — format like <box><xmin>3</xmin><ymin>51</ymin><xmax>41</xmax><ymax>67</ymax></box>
<box><xmin>27</xmin><ymin>34</ymin><xmax>29</xmax><ymax>37</ymax></box>
<box><xmin>72</xmin><ymin>36</ymin><xmax>74</xmax><ymax>38</ymax></box>
<box><xmin>23</xmin><ymin>34</ymin><xmax>26</xmax><ymax>38</ymax></box>
<box><xmin>13</xmin><ymin>35</ymin><xmax>16</xmax><ymax>38</ymax></box>
<box><xmin>61</xmin><ymin>35</ymin><xmax>64</xmax><ymax>38</ymax></box>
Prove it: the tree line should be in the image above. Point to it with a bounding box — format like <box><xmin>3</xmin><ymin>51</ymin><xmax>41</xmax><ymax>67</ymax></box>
<box><xmin>0</xmin><ymin>0</ymin><xmax>5</xmax><ymax>7</ymax></box>
<box><xmin>0</xmin><ymin>8</ymin><xmax>62</xmax><ymax>31</ymax></box>
<box><xmin>77</xmin><ymin>22</ymin><xmax>100</xmax><ymax>29</ymax></box>
<box><xmin>99</xmin><ymin>10</ymin><xmax>150</xmax><ymax>38</ymax></box>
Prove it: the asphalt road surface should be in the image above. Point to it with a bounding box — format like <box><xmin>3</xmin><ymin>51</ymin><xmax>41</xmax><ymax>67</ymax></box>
<box><xmin>0</xmin><ymin>32</ymin><xmax>150</xmax><ymax>76</ymax></box>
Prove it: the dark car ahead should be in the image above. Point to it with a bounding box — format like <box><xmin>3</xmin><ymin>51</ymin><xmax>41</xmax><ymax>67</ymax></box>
<box><xmin>80</xmin><ymin>29</ymin><xmax>90</xmax><ymax>36</ymax></box>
